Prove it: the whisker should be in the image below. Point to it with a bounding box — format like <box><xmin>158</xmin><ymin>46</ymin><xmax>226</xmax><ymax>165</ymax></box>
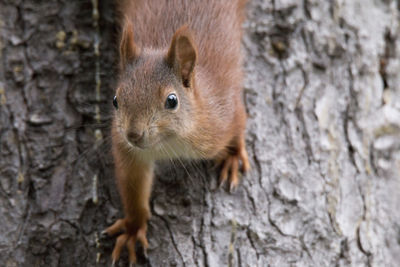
<box><xmin>160</xmin><ymin>143</ymin><xmax>179</xmax><ymax>174</ymax></box>
<box><xmin>174</xmin><ymin>139</ymin><xmax>209</xmax><ymax>185</ymax></box>
<box><xmin>64</xmin><ymin>122</ymin><xmax>112</xmax><ymax>134</ymax></box>
<box><xmin>164</xmin><ymin>141</ymin><xmax>194</xmax><ymax>183</ymax></box>
<box><xmin>70</xmin><ymin>135</ymin><xmax>113</xmax><ymax>166</ymax></box>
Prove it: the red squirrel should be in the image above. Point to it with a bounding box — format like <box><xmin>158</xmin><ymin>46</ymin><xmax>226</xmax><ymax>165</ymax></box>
<box><xmin>104</xmin><ymin>0</ymin><xmax>250</xmax><ymax>264</ymax></box>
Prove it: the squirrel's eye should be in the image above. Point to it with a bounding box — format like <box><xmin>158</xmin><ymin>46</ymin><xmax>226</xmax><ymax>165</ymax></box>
<box><xmin>165</xmin><ymin>93</ymin><xmax>178</xmax><ymax>110</ymax></box>
<box><xmin>113</xmin><ymin>96</ymin><xmax>118</xmax><ymax>109</ymax></box>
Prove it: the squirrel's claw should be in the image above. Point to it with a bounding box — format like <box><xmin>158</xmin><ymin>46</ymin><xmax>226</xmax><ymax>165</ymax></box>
<box><xmin>104</xmin><ymin>219</ymin><xmax>126</xmax><ymax>236</ymax></box>
<box><xmin>106</xmin><ymin>218</ymin><xmax>149</xmax><ymax>265</ymax></box>
<box><xmin>127</xmin><ymin>235</ymin><xmax>137</xmax><ymax>265</ymax></box>
<box><xmin>219</xmin><ymin>156</ymin><xmax>232</xmax><ymax>187</ymax></box>
<box><xmin>218</xmin><ymin>178</ymin><xmax>226</xmax><ymax>189</ymax></box>
<box><xmin>240</xmin><ymin>148</ymin><xmax>250</xmax><ymax>173</ymax></box>
<box><xmin>229</xmin><ymin>179</ymin><xmax>238</xmax><ymax>193</ymax></box>
<box><xmin>219</xmin><ymin>154</ymin><xmax>240</xmax><ymax>192</ymax></box>
<box><xmin>218</xmin><ymin>136</ymin><xmax>250</xmax><ymax>192</ymax></box>
<box><xmin>137</xmin><ymin>226</ymin><xmax>149</xmax><ymax>259</ymax></box>
<box><xmin>111</xmin><ymin>233</ymin><xmax>129</xmax><ymax>264</ymax></box>
<box><xmin>101</xmin><ymin>230</ymin><xmax>108</xmax><ymax>238</ymax></box>
<box><xmin>143</xmin><ymin>248</ymin><xmax>148</xmax><ymax>259</ymax></box>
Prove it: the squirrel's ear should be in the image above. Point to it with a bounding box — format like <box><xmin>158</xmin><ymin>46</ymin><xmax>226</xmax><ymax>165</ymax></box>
<box><xmin>120</xmin><ymin>19</ymin><xmax>138</xmax><ymax>68</ymax></box>
<box><xmin>167</xmin><ymin>25</ymin><xmax>197</xmax><ymax>88</ymax></box>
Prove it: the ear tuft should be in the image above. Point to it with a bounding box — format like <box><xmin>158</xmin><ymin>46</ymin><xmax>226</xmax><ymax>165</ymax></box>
<box><xmin>120</xmin><ymin>19</ymin><xmax>139</xmax><ymax>68</ymax></box>
<box><xmin>167</xmin><ymin>25</ymin><xmax>197</xmax><ymax>88</ymax></box>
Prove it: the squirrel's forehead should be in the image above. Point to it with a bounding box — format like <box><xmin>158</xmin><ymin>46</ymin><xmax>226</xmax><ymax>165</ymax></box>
<box><xmin>118</xmin><ymin>55</ymin><xmax>175</xmax><ymax>101</ymax></box>
<box><xmin>128</xmin><ymin>58</ymin><xmax>172</xmax><ymax>86</ymax></box>
<box><xmin>118</xmin><ymin>77</ymin><xmax>169</xmax><ymax>105</ymax></box>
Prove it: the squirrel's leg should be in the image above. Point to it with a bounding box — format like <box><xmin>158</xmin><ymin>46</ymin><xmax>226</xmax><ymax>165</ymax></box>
<box><xmin>219</xmin><ymin>133</ymin><xmax>250</xmax><ymax>191</ymax></box>
<box><xmin>104</xmin><ymin>153</ymin><xmax>154</xmax><ymax>265</ymax></box>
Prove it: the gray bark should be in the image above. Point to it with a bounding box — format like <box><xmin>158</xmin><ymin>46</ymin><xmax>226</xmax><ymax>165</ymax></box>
<box><xmin>1</xmin><ymin>0</ymin><xmax>400</xmax><ymax>266</ymax></box>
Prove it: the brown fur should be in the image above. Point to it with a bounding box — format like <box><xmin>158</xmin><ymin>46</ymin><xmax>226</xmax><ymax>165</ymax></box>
<box><xmin>105</xmin><ymin>0</ymin><xmax>250</xmax><ymax>264</ymax></box>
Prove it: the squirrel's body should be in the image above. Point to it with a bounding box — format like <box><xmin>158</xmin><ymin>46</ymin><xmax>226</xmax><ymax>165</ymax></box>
<box><xmin>105</xmin><ymin>0</ymin><xmax>250</xmax><ymax>264</ymax></box>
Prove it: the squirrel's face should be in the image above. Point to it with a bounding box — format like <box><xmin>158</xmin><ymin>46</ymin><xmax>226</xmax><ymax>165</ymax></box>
<box><xmin>113</xmin><ymin>51</ymin><xmax>194</xmax><ymax>150</ymax></box>
<box><xmin>113</xmin><ymin>23</ymin><xmax>197</xmax><ymax>152</ymax></box>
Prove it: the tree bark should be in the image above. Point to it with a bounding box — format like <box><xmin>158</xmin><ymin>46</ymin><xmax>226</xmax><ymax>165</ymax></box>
<box><xmin>1</xmin><ymin>0</ymin><xmax>400</xmax><ymax>266</ymax></box>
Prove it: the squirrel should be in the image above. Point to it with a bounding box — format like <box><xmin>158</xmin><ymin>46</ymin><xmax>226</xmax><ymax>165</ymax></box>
<box><xmin>103</xmin><ymin>0</ymin><xmax>250</xmax><ymax>265</ymax></box>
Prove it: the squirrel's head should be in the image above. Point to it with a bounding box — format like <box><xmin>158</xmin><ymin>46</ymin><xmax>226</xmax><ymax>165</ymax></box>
<box><xmin>113</xmin><ymin>21</ymin><xmax>198</xmax><ymax>152</ymax></box>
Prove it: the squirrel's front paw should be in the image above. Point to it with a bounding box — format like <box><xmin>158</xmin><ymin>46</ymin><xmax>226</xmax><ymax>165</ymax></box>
<box><xmin>102</xmin><ymin>218</ymin><xmax>148</xmax><ymax>266</ymax></box>
<box><xmin>219</xmin><ymin>146</ymin><xmax>250</xmax><ymax>192</ymax></box>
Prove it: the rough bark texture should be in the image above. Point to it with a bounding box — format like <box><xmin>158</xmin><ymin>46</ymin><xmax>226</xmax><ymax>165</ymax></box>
<box><xmin>1</xmin><ymin>0</ymin><xmax>400</xmax><ymax>266</ymax></box>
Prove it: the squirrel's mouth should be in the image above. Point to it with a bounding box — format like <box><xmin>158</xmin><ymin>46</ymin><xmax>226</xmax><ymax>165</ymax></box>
<box><xmin>125</xmin><ymin>136</ymin><xmax>160</xmax><ymax>151</ymax></box>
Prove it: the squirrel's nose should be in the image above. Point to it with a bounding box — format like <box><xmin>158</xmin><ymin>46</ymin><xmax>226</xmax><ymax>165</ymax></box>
<box><xmin>126</xmin><ymin>130</ymin><xmax>144</xmax><ymax>144</ymax></box>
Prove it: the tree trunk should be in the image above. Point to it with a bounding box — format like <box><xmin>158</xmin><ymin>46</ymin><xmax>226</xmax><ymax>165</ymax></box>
<box><xmin>1</xmin><ymin>0</ymin><xmax>400</xmax><ymax>266</ymax></box>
